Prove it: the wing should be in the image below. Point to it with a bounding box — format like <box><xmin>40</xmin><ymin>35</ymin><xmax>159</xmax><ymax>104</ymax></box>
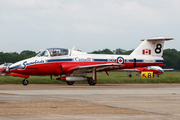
<box><xmin>121</xmin><ymin>69</ymin><xmax>140</xmax><ymax>72</ymax></box>
<box><xmin>67</xmin><ymin>63</ymin><xmax>124</xmax><ymax>74</ymax></box>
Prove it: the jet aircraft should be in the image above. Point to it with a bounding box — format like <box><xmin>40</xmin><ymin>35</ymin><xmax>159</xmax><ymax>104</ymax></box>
<box><xmin>122</xmin><ymin>66</ymin><xmax>174</xmax><ymax>77</ymax></box>
<box><xmin>0</xmin><ymin>37</ymin><xmax>173</xmax><ymax>85</ymax></box>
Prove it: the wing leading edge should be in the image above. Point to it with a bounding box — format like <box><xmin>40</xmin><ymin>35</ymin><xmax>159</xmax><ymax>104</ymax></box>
<box><xmin>67</xmin><ymin>63</ymin><xmax>125</xmax><ymax>73</ymax></box>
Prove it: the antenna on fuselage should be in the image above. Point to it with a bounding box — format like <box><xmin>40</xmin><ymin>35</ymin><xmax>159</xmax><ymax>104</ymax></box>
<box><xmin>70</xmin><ymin>45</ymin><xmax>76</xmax><ymax>56</ymax></box>
<box><xmin>72</xmin><ymin>45</ymin><xmax>76</xmax><ymax>50</ymax></box>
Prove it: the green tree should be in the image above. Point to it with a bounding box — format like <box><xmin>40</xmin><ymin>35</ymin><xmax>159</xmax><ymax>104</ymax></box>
<box><xmin>0</xmin><ymin>50</ymin><xmax>37</xmax><ymax>64</ymax></box>
<box><xmin>20</xmin><ymin>50</ymin><xmax>37</xmax><ymax>57</ymax></box>
<box><xmin>114</xmin><ymin>48</ymin><xmax>126</xmax><ymax>54</ymax></box>
<box><xmin>91</xmin><ymin>48</ymin><xmax>114</xmax><ymax>54</ymax></box>
<box><xmin>162</xmin><ymin>49</ymin><xmax>178</xmax><ymax>69</ymax></box>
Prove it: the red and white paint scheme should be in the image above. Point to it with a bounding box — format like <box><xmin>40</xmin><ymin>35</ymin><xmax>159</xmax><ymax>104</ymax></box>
<box><xmin>0</xmin><ymin>37</ymin><xmax>173</xmax><ymax>85</ymax></box>
<box><xmin>0</xmin><ymin>63</ymin><xmax>12</xmax><ymax>76</ymax></box>
<box><xmin>123</xmin><ymin>66</ymin><xmax>174</xmax><ymax>77</ymax></box>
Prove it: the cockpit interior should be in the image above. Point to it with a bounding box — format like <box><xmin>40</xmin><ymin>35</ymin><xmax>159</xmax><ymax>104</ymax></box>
<box><xmin>36</xmin><ymin>48</ymin><xmax>69</xmax><ymax>57</ymax></box>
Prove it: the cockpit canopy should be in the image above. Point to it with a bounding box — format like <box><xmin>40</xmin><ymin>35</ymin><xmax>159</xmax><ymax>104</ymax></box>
<box><xmin>36</xmin><ymin>48</ymin><xmax>69</xmax><ymax>57</ymax></box>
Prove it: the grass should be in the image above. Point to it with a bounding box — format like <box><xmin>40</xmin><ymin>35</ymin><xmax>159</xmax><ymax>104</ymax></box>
<box><xmin>0</xmin><ymin>72</ymin><xmax>180</xmax><ymax>84</ymax></box>
<box><xmin>95</xmin><ymin>72</ymin><xmax>180</xmax><ymax>84</ymax></box>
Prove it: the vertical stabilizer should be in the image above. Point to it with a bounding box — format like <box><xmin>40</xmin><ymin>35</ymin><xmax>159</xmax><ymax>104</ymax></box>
<box><xmin>130</xmin><ymin>37</ymin><xmax>173</xmax><ymax>57</ymax></box>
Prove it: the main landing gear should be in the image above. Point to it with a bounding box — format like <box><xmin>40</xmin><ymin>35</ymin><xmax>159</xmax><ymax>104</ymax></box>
<box><xmin>128</xmin><ymin>74</ymin><xmax>132</xmax><ymax>77</ymax></box>
<box><xmin>22</xmin><ymin>78</ymin><xmax>29</xmax><ymax>86</ymax></box>
<box><xmin>88</xmin><ymin>67</ymin><xmax>97</xmax><ymax>85</ymax></box>
<box><xmin>66</xmin><ymin>81</ymin><xmax>74</xmax><ymax>85</ymax></box>
<box><xmin>88</xmin><ymin>77</ymin><xmax>96</xmax><ymax>85</ymax></box>
<box><xmin>128</xmin><ymin>72</ymin><xmax>132</xmax><ymax>77</ymax></box>
<box><xmin>65</xmin><ymin>77</ymin><xmax>96</xmax><ymax>86</ymax></box>
<box><xmin>64</xmin><ymin>67</ymin><xmax>97</xmax><ymax>86</ymax></box>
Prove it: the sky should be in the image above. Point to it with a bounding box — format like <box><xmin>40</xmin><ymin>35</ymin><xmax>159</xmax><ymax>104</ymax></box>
<box><xmin>0</xmin><ymin>0</ymin><xmax>179</xmax><ymax>53</ymax></box>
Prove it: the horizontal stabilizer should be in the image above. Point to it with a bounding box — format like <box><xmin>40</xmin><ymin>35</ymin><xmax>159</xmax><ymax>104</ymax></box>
<box><xmin>163</xmin><ymin>68</ymin><xmax>174</xmax><ymax>71</ymax></box>
<box><xmin>141</xmin><ymin>37</ymin><xmax>174</xmax><ymax>41</ymax></box>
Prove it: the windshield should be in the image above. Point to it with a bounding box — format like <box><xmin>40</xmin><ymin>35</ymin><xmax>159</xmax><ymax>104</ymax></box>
<box><xmin>4</xmin><ymin>63</ymin><xmax>12</xmax><ymax>66</ymax></box>
<box><xmin>36</xmin><ymin>50</ymin><xmax>49</xmax><ymax>57</ymax></box>
<box><xmin>36</xmin><ymin>48</ymin><xmax>69</xmax><ymax>57</ymax></box>
<box><xmin>47</xmin><ymin>48</ymin><xmax>69</xmax><ymax>57</ymax></box>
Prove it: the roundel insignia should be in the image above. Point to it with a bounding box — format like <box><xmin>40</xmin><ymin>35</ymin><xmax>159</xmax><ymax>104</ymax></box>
<box><xmin>117</xmin><ymin>57</ymin><xmax>124</xmax><ymax>64</ymax></box>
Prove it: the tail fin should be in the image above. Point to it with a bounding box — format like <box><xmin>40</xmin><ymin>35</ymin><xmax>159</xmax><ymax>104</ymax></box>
<box><xmin>130</xmin><ymin>37</ymin><xmax>173</xmax><ymax>56</ymax></box>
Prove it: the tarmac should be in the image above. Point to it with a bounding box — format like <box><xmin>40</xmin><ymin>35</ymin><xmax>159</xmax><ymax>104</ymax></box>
<box><xmin>0</xmin><ymin>84</ymin><xmax>180</xmax><ymax>120</ymax></box>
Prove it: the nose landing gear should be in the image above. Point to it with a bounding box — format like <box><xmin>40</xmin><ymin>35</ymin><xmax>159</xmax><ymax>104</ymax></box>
<box><xmin>22</xmin><ymin>78</ymin><xmax>29</xmax><ymax>86</ymax></box>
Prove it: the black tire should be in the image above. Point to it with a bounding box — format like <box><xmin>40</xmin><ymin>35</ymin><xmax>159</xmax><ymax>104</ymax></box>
<box><xmin>88</xmin><ymin>77</ymin><xmax>96</xmax><ymax>85</ymax></box>
<box><xmin>67</xmin><ymin>81</ymin><xmax>74</xmax><ymax>85</ymax></box>
<box><xmin>22</xmin><ymin>79</ymin><xmax>28</xmax><ymax>86</ymax></box>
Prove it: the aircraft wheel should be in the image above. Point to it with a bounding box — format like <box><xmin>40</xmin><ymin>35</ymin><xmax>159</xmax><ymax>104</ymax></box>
<box><xmin>22</xmin><ymin>79</ymin><xmax>28</xmax><ymax>86</ymax></box>
<box><xmin>67</xmin><ymin>81</ymin><xmax>74</xmax><ymax>85</ymax></box>
<box><xmin>128</xmin><ymin>74</ymin><xmax>132</xmax><ymax>77</ymax></box>
<box><xmin>88</xmin><ymin>77</ymin><xmax>96</xmax><ymax>85</ymax></box>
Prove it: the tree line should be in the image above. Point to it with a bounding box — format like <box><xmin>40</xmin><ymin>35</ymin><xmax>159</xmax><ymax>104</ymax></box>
<box><xmin>0</xmin><ymin>50</ymin><xmax>37</xmax><ymax>64</ymax></box>
<box><xmin>90</xmin><ymin>48</ymin><xmax>180</xmax><ymax>70</ymax></box>
<box><xmin>0</xmin><ymin>48</ymin><xmax>179</xmax><ymax>70</ymax></box>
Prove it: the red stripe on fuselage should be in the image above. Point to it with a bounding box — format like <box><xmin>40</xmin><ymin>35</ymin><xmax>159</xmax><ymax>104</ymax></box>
<box><xmin>9</xmin><ymin>62</ymin><xmax>163</xmax><ymax>76</ymax></box>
